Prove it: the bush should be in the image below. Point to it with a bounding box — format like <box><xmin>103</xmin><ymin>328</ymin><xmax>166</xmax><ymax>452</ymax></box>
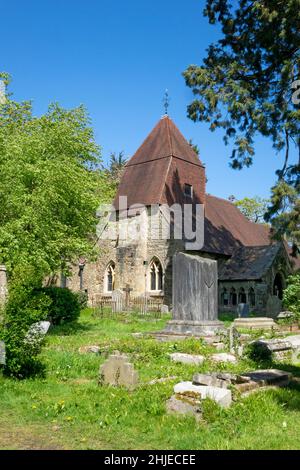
<box><xmin>0</xmin><ymin>271</ymin><xmax>51</xmax><ymax>378</ymax></box>
<box><xmin>76</xmin><ymin>290</ymin><xmax>88</xmax><ymax>309</ymax></box>
<box><xmin>41</xmin><ymin>287</ymin><xmax>81</xmax><ymax>325</ymax></box>
<box><xmin>283</xmin><ymin>273</ymin><xmax>300</xmax><ymax>319</ymax></box>
<box><xmin>244</xmin><ymin>342</ymin><xmax>272</xmax><ymax>363</ymax></box>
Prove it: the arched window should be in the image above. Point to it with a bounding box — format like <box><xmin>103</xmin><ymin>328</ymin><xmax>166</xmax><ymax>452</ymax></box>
<box><xmin>221</xmin><ymin>288</ymin><xmax>229</xmax><ymax>306</ymax></box>
<box><xmin>230</xmin><ymin>288</ymin><xmax>237</xmax><ymax>306</ymax></box>
<box><xmin>149</xmin><ymin>258</ymin><xmax>163</xmax><ymax>292</ymax></box>
<box><xmin>238</xmin><ymin>287</ymin><xmax>247</xmax><ymax>303</ymax></box>
<box><xmin>273</xmin><ymin>273</ymin><xmax>284</xmax><ymax>300</ymax></box>
<box><xmin>105</xmin><ymin>261</ymin><xmax>115</xmax><ymax>293</ymax></box>
<box><xmin>248</xmin><ymin>287</ymin><xmax>255</xmax><ymax>307</ymax></box>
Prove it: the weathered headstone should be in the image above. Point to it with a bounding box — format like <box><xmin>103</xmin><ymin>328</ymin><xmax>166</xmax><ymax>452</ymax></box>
<box><xmin>161</xmin><ymin>253</ymin><xmax>224</xmax><ymax>337</ymax></box>
<box><xmin>111</xmin><ymin>289</ymin><xmax>124</xmax><ymax>313</ymax></box>
<box><xmin>122</xmin><ymin>284</ymin><xmax>133</xmax><ymax>310</ymax></box>
<box><xmin>266</xmin><ymin>295</ymin><xmax>282</xmax><ymax>318</ymax></box>
<box><xmin>237</xmin><ymin>303</ymin><xmax>249</xmax><ymax>318</ymax></box>
<box><xmin>0</xmin><ymin>265</ymin><xmax>8</xmax><ymax>306</ymax></box>
<box><xmin>24</xmin><ymin>321</ymin><xmax>51</xmax><ymax>345</ymax></box>
<box><xmin>99</xmin><ymin>351</ymin><xmax>138</xmax><ymax>390</ymax></box>
<box><xmin>0</xmin><ymin>341</ymin><xmax>6</xmax><ymax>366</ymax></box>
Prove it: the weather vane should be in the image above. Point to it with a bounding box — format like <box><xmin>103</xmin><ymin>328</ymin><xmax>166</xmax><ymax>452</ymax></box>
<box><xmin>163</xmin><ymin>89</ymin><xmax>170</xmax><ymax>115</ymax></box>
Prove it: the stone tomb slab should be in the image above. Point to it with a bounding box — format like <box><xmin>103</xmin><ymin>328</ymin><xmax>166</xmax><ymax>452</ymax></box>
<box><xmin>174</xmin><ymin>381</ymin><xmax>232</xmax><ymax>408</ymax></box>
<box><xmin>169</xmin><ymin>352</ymin><xmax>205</xmax><ymax>365</ymax></box>
<box><xmin>233</xmin><ymin>317</ymin><xmax>277</xmax><ymax>330</ymax></box>
<box><xmin>239</xmin><ymin>369</ymin><xmax>292</xmax><ymax>387</ymax></box>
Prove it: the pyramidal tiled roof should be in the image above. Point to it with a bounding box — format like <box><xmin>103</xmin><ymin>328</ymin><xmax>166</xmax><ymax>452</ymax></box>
<box><xmin>126</xmin><ymin>115</ymin><xmax>204</xmax><ymax>167</ymax></box>
<box><xmin>114</xmin><ymin>116</ymin><xmax>206</xmax><ymax>208</ymax></box>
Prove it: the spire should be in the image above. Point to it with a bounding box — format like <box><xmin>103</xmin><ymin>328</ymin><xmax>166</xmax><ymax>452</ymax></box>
<box><xmin>162</xmin><ymin>89</ymin><xmax>170</xmax><ymax>116</ymax></box>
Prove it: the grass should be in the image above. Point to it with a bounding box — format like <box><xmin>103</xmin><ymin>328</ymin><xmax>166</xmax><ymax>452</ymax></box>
<box><xmin>1</xmin><ymin>308</ymin><xmax>300</xmax><ymax>450</ymax></box>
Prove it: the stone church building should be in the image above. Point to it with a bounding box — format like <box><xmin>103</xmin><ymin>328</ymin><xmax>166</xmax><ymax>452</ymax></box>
<box><xmin>67</xmin><ymin>115</ymin><xmax>298</xmax><ymax>316</ymax></box>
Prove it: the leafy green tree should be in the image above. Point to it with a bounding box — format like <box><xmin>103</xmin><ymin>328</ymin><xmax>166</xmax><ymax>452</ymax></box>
<box><xmin>283</xmin><ymin>273</ymin><xmax>300</xmax><ymax>318</ymax></box>
<box><xmin>106</xmin><ymin>151</ymin><xmax>127</xmax><ymax>184</ymax></box>
<box><xmin>234</xmin><ymin>196</ymin><xmax>270</xmax><ymax>223</ymax></box>
<box><xmin>0</xmin><ymin>72</ymin><xmax>104</xmax><ymax>278</ymax></box>
<box><xmin>183</xmin><ymin>0</ymin><xmax>300</xmax><ymax>254</ymax></box>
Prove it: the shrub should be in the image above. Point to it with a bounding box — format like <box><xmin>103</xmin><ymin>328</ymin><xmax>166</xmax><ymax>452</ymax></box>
<box><xmin>283</xmin><ymin>273</ymin><xmax>300</xmax><ymax>319</ymax></box>
<box><xmin>0</xmin><ymin>269</ymin><xmax>51</xmax><ymax>378</ymax></box>
<box><xmin>76</xmin><ymin>290</ymin><xmax>88</xmax><ymax>309</ymax></box>
<box><xmin>41</xmin><ymin>287</ymin><xmax>81</xmax><ymax>325</ymax></box>
<box><xmin>244</xmin><ymin>342</ymin><xmax>272</xmax><ymax>363</ymax></box>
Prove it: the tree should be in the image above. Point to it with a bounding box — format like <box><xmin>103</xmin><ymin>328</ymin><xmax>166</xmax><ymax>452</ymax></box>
<box><xmin>234</xmin><ymin>196</ymin><xmax>270</xmax><ymax>223</ymax></box>
<box><xmin>283</xmin><ymin>273</ymin><xmax>300</xmax><ymax>318</ymax></box>
<box><xmin>0</xmin><ymin>72</ymin><xmax>104</xmax><ymax>278</ymax></box>
<box><xmin>183</xmin><ymin>1</ymin><xmax>300</xmax><ymax>255</ymax></box>
<box><xmin>106</xmin><ymin>151</ymin><xmax>127</xmax><ymax>183</ymax></box>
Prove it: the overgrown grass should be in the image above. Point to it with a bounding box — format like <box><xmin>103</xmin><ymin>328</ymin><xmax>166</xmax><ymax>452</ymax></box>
<box><xmin>1</xmin><ymin>308</ymin><xmax>300</xmax><ymax>450</ymax></box>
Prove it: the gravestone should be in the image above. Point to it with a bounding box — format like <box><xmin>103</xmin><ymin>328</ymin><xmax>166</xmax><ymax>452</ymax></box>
<box><xmin>237</xmin><ymin>303</ymin><xmax>249</xmax><ymax>318</ymax></box>
<box><xmin>266</xmin><ymin>295</ymin><xmax>282</xmax><ymax>318</ymax></box>
<box><xmin>112</xmin><ymin>289</ymin><xmax>124</xmax><ymax>313</ymax></box>
<box><xmin>0</xmin><ymin>341</ymin><xmax>6</xmax><ymax>366</ymax></box>
<box><xmin>0</xmin><ymin>265</ymin><xmax>8</xmax><ymax>306</ymax></box>
<box><xmin>122</xmin><ymin>284</ymin><xmax>133</xmax><ymax>310</ymax></box>
<box><xmin>160</xmin><ymin>253</ymin><xmax>224</xmax><ymax>337</ymax></box>
<box><xmin>99</xmin><ymin>351</ymin><xmax>138</xmax><ymax>390</ymax></box>
<box><xmin>24</xmin><ymin>321</ymin><xmax>51</xmax><ymax>345</ymax></box>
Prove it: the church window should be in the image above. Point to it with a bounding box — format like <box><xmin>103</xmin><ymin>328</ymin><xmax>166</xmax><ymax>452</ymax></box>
<box><xmin>230</xmin><ymin>288</ymin><xmax>237</xmax><ymax>306</ymax></box>
<box><xmin>248</xmin><ymin>287</ymin><xmax>255</xmax><ymax>307</ymax></box>
<box><xmin>149</xmin><ymin>258</ymin><xmax>163</xmax><ymax>292</ymax></box>
<box><xmin>184</xmin><ymin>184</ymin><xmax>193</xmax><ymax>198</ymax></box>
<box><xmin>105</xmin><ymin>262</ymin><xmax>115</xmax><ymax>293</ymax></box>
<box><xmin>238</xmin><ymin>287</ymin><xmax>247</xmax><ymax>303</ymax></box>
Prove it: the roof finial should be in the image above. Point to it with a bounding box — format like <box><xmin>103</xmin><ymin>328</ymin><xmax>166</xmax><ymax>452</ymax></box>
<box><xmin>163</xmin><ymin>89</ymin><xmax>170</xmax><ymax>116</ymax></box>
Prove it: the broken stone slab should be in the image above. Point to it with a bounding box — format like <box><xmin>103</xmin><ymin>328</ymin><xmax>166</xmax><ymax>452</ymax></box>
<box><xmin>166</xmin><ymin>394</ymin><xmax>202</xmax><ymax>420</ymax></box>
<box><xmin>277</xmin><ymin>311</ymin><xmax>294</xmax><ymax>319</ymax></box>
<box><xmin>174</xmin><ymin>381</ymin><xmax>232</xmax><ymax>408</ymax></box>
<box><xmin>78</xmin><ymin>345</ymin><xmax>100</xmax><ymax>354</ymax></box>
<box><xmin>249</xmin><ymin>338</ymin><xmax>298</xmax><ymax>362</ymax></box>
<box><xmin>211</xmin><ymin>352</ymin><xmax>237</xmax><ymax>363</ymax></box>
<box><xmin>192</xmin><ymin>372</ymin><xmax>248</xmax><ymax>388</ymax></box>
<box><xmin>99</xmin><ymin>351</ymin><xmax>138</xmax><ymax>390</ymax></box>
<box><xmin>169</xmin><ymin>352</ymin><xmax>205</xmax><ymax>365</ymax></box>
<box><xmin>285</xmin><ymin>335</ymin><xmax>300</xmax><ymax>348</ymax></box>
<box><xmin>239</xmin><ymin>369</ymin><xmax>292</xmax><ymax>387</ymax></box>
<box><xmin>0</xmin><ymin>340</ymin><xmax>6</xmax><ymax>365</ymax></box>
<box><xmin>233</xmin><ymin>317</ymin><xmax>277</xmax><ymax>330</ymax></box>
<box><xmin>24</xmin><ymin>321</ymin><xmax>51</xmax><ymax>345</ymax></box>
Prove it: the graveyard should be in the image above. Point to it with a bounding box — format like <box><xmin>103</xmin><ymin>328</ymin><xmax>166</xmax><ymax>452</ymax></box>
<box><xmin>1</xmin><ymin>305</ymin><xmax>300</xmax><ymax>450</ymax></box>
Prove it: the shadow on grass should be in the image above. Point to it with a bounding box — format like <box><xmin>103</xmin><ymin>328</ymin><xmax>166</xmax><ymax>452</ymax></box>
<box><xmin>48</xmin><ymin>321</ymin><xmax>94</xmax><ymax>337</ymax></box>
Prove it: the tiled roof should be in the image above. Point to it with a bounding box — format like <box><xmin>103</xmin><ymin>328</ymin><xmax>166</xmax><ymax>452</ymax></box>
<box><xmin>219</xmin><ymin>244</ymin><xmax>282</xmax><ymax>280</ymax></box>
<box><xmin>203</xmin><ymin>195</ymin><xmax>271</xmax><ymax>255</ymax></box>
<box><xmin>114</xmin><ymin>115</ymin><xmax>206</xmax><ymax>209</ymax></box>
